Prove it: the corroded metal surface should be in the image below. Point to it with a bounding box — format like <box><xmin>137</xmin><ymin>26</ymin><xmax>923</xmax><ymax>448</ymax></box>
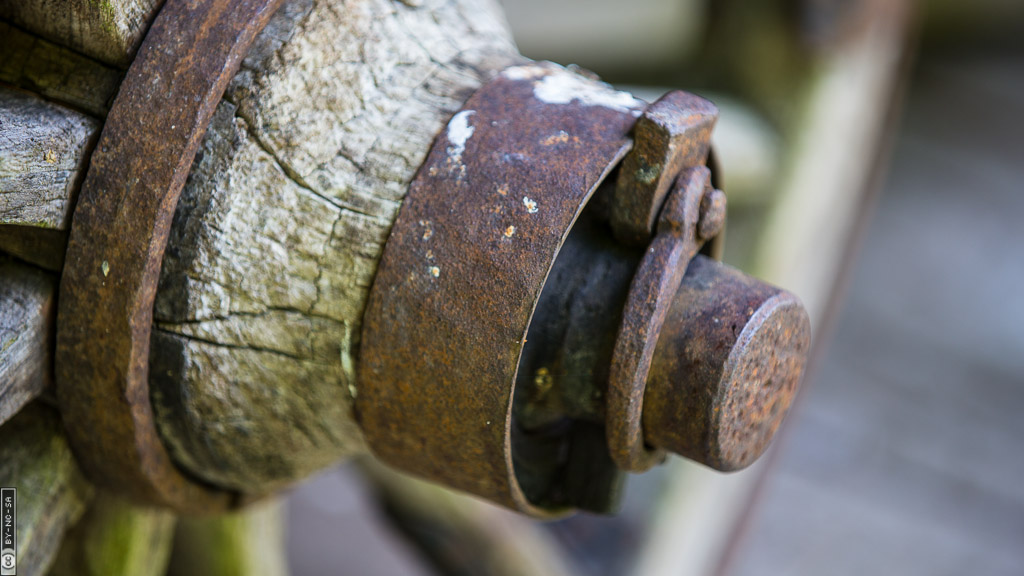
<box><xmin>606</xmin><ymin>166</ymin><xmax>722</xmax><ymax>472</ymax></box>
<box><xmin>511</xmin><ymin>200</ymin><xmax>637</xmax><ymax>513</ymax></box>
<box><xmin>643</xmin><ymin>256</ymin><xmax>811</xmax><ymax>471</ymax></box>
<box><xmin>523</xmin><ymin>246</ymin><xmax>809</xmax><ymax>479</ymax></box>
<box><xmin>55</xmin><ymin>0</ymin><xmax>284</xmax><ymax>512</ymax></box>
<box><xmin>360</xmin><ymin>70</ymin><xmax>810</xmax><ymax>512</ymax></box>
<box><xmin>357</xmin><ymin>62</ymin><xmax>644</xmax><ymax>514</ymax></box>
<box><xmin>610</xmin><ymin>91</ymin><xmax>718</xmax><ymax>245</ymax></box>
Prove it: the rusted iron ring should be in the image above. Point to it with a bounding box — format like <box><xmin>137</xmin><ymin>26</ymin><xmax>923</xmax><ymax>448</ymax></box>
<box><xmin>357</xmin><ymin>63</ymin><xmax>645</xmax><ymax>515</ymax></box>
<box><xmin>55</xmin><ymin>0</ymin><xmax>284</xmax><ymax>512</ymax></box>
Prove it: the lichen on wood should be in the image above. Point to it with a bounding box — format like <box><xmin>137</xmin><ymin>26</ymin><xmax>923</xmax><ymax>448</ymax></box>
<box><xmin>151</xmin><ymin>0</ymin><xmax>521</xmax><ymax>493</ymax></box>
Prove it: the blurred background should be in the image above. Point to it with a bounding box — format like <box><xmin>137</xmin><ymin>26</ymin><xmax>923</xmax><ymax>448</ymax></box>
<box><xmin>287</xmin><ymin>1</ymin><xmax>1024</xmax><ymax>574</ymax></box>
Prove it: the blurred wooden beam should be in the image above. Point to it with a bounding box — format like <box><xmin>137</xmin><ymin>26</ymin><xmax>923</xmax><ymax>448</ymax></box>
<box><xmin>167</xmin><ymin>498</ymin><xmax>288</xmax><ymax>576</ymax></box>
<box><xmin>360</xmin><ymin>459</ymin><xmax>579</xmax><ymax>576</ymax></box>
<box><xmin>49</xmin><ymin>492</ymin><xmax>176</xmax><ymax>576</ymax></box>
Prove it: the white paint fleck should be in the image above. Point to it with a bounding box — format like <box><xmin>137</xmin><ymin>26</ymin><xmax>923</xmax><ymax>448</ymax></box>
<box><xmin>501</xmin><ymin>65</ymin><xmax>548</xmax><ymax>81</ymax></box>
<box><xmin>523</xmin><ymin>197</ymin><xmax>538</xmax><ymax>214</ymax></box>
<box><xmin>341</xmin><ymin>321</ymin><xmax>356</xmax><ymax>395</ymax></box>
<box><xmin>101</xmin><ymin>260</ymin><xmax>110</xmax><ymax>277</ymax></box>
<box><xmin>429</xmin><ymin>266</ymin><xmax>440</xmax><ymax>278</ymax></box>
<box><xmin>446</xmin><ymin>110</ymin><xmax>476</xmax><ymax>159</ymax></box>
<box><xmin>533</xmin><ymin>73</ymin><xmax>643</xmax><ymax>114</ymax></box>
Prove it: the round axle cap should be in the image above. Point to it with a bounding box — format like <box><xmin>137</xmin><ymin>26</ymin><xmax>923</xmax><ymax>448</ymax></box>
<box><xmin>642</xmin><ymin>256</ymin><xmax>811</xmax><ymax>472</ymax></box>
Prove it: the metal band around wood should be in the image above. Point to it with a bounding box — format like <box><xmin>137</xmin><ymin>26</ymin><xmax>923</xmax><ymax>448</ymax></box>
<box><xmin>357</xmin><ymin>63</ymin><xmax>644</xmax><ymax>515</ymax></box>
<box><xmin>56</xmin><ymin>0</ymin><xmax>285</xmax><ymax>513</ymax></box>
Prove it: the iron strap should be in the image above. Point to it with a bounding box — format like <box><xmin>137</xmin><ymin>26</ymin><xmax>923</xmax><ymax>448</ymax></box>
<box><xmin>357</xmin><ymin>63</ymin><xmax>644</xmax><ymax>515</ymax></box>
<box><xmin>56</xmin><ymin>0</ymin><xmax>285</xmax><ymax>512</ymax></box>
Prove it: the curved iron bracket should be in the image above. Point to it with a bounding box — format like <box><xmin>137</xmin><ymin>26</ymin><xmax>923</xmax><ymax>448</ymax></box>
<box><xmin>56</xmin><ymin>0</ymin><xmax>284</xmax><ymax>513</ymax></box>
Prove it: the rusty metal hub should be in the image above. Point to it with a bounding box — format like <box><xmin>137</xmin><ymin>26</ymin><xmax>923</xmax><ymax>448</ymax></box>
<box><xmin>357</xmin><ymin>63</ymin><xmax>642</xmax><ymax>515</ymax></box>
<box><xmin>357</xmin><ymin>63</ymin><xmax>811</xmax><ymax>515</ymax></box>
<box><xmin>51</xmin><ymin>0</ymin><xmax>807</xmax><ymax>514</ymax></box>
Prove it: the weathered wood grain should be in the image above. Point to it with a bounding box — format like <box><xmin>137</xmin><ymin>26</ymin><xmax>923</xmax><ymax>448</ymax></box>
<box><xmin>0</xmin><ymin>0</ymin><xmax>164</xmax><ymax>68</ymax></box>
<box><xmin>0</xmin><ymin>255</ymin><xmax>55</xmax><ymax>424</ymax></box>
<box><xmin>0</xmin><ymin>227</ymin><xmax>66</xmax><ymax>272</ymax></box>
<box><xmin>0</xmin><ymin>87</ymin><xmax>99</xmax><ymax>230</ymax></box>
<box><xmin>0</xmin><ymin>22</ymin><xmax>121</xmax><ymax>117</ymax></box>
<box><xmin>150</xmin><ymin>0</ymin><xmax>521</xmax><ymax>493</ymax></box>
<box><xmin>0</xmin><ymin>403</ymin><xmax>92</xmax><ymax>576</ymax></box>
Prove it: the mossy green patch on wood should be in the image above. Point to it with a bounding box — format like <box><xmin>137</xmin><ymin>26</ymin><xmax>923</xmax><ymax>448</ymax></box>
<box><xmin>88</xmin><ymin>0</ymin><xmax>119</xmax><ymax>36</ymax></box>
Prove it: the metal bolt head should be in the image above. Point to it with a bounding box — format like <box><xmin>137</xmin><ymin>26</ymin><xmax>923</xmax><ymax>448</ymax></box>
<box><xmin>641</xmin><ymin>256</ymin><xmax>811</xmax><ymax>472</ymax></box>
<box><xmin>611</xmin><ymin>91</ymin><xmax>718</xmax><ymax>246</ymax></box>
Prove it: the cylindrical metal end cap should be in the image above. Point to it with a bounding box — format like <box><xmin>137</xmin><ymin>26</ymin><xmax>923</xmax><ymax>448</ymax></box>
<box><xmin>641</xmin><ymin>256</ymin><xmax>811</xmax><ymax>472</ymax></box>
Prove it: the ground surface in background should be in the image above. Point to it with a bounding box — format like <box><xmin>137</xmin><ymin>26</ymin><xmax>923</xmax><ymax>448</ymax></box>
<box><xmin>728</xmin><ymin>52</ymin><xmax>1024</xmax><ymax>576</ymax></box>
